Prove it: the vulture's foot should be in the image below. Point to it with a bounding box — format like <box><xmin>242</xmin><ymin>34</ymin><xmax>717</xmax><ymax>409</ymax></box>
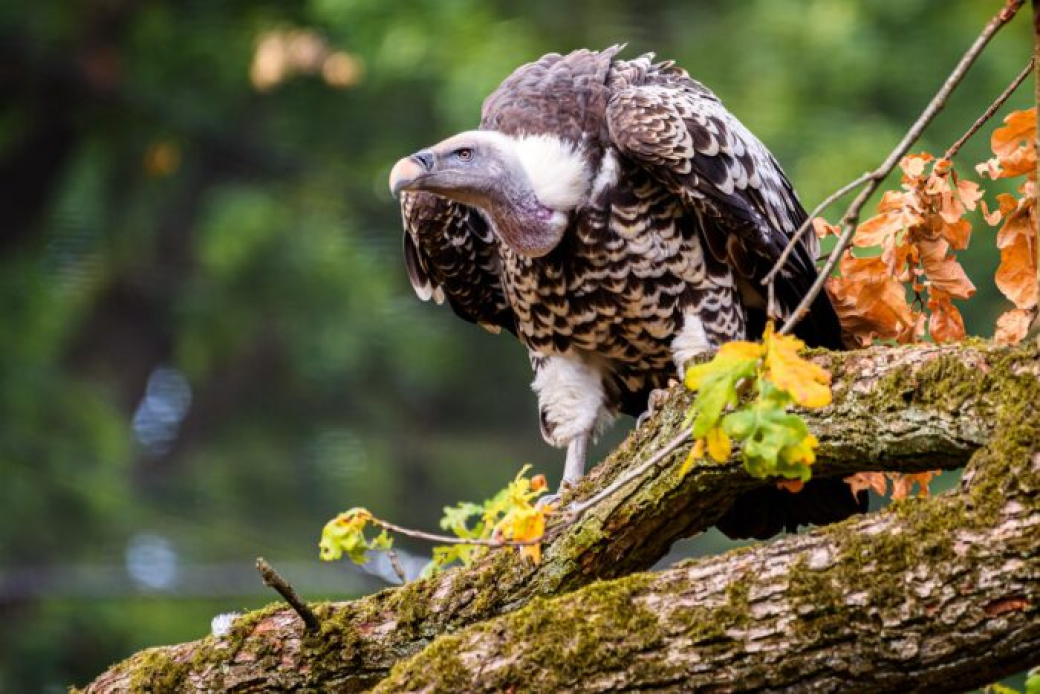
<box><xmin>636</xmin><ymin>381</ymin><xmax>677</xmax><ymax>429</ymax></box>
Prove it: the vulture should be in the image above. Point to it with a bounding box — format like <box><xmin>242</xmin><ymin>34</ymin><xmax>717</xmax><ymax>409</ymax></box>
<box><xmin>389</xmin><ymin>47</ymin><xmax>866</xmax><ymax>539</ymax></box>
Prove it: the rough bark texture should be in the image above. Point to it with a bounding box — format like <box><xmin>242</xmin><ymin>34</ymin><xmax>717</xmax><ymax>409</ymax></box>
<box><xmin>82</xmin><ymin>342</ymin><xmax>1040</xmax><ymax>692</ymax></box>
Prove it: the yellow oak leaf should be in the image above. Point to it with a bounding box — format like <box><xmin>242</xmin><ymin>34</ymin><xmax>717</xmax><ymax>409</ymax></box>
<box><xmin>705</xmin><ymin>426</ymin><xmax>731</xmax><ymax>462</ymax></box>
<box><xmin>679</xmin><ymin>437</ymin><xmax>706</xmax><ymax>478</ymax></box>
<box><xmin>762</xmin><ymin>325</ymin><xmax>832</xmax><ymax>409</ymax></box>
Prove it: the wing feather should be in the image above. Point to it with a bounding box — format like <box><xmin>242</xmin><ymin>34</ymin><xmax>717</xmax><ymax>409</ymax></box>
<box><xmin>605</xmin><ymin>71</ymin><xmax>843</xmax><ymax>348</ymax></box>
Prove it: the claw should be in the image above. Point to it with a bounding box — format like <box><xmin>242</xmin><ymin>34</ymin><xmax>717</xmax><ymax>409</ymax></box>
<box><xmin>536</xmin><ymin>491</ymin><xmax>563</xmax><ymax>511</ymax></box>
<box><xmin>637</xmin><ymin>387</ymin><xmax>672</xmax><ymax>428</ymax></box>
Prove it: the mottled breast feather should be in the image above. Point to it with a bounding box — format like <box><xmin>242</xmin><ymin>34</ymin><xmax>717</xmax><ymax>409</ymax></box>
<box><xmin>400</xmin><ymin>191</ymin><xmax>515</xmax><ymax>336</ymax></box>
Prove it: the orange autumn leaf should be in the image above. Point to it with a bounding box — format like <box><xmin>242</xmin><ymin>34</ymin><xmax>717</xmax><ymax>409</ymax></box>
<box><xmin>994</xmin><ymin>184</ymin><xmax>1038</xmax><ymax>310</ymax></box>
<box><xmin>927</xmin><ymin>290</ymin><xmax>967</xmax><ymax>343</ymax></box>
<box><xmin>890</xmin><ymin>471</ymin><xmax>937</xmax><ymax>500</ymax></box>
<box><xmin>813</xmin><ymin>217</ymin><xmax>840</xmax><ymax>238</ymax></box>
<box><xmin>846</xmin><ymin>471</ymin><xmax>936</xmax><ymax>501</ymax></box>
<box><xmin>939</xmin><ymin>218</ymin><xmax>972</xmax><ymax>251</ymax></box>
<box><xmin>776</xmin><ymin>479</ymin><xmax>804</xmax><ymax>493</ymax></box>
<box><xmin>827</xmin><ymin>254</ymin><xmax>915</xmax><ymax>346</ymax></box>
<box><xmin>916</xmin><ymin>237</ymin><xmax>975</xmax><ymax>300</ymax></box>
<box><xmin>845</xmin><ymin>472</ymin><xmax>888</xmax><ymax>498</ymax></box>
<box><xmin>853</xmin><ymin>210</ymin><xmax>904</xmax><ymax>249</ymax></box>
<box><xmin>978</xmin><ymin>108</ymin><xmax>1037</xmax><ymax>180</ymax></box>
<box><xmin>901</xmin><ymin>153</ymin><xmax>933</xmax><ymax>180</ymax></box>
<box><xmin>994</xmin><ymin>307</ymin><xmax>1035</xmax><ymax>345</ymax></box>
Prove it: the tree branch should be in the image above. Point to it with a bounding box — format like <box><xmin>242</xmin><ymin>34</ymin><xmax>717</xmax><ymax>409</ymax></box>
<box><xmin>81</xmin><ymin>342</ymin><xmax>1039</xmax><ymax>692</ymax></box>
<box><xmin>943</xmin><ymin>58</ymin><xmax>1034</xmax><ymax>161</ymax></box>
<box><xmin>378</xmin><ymin>412</ymin><xmax>1040</xmax><ymax>693</ymax></box>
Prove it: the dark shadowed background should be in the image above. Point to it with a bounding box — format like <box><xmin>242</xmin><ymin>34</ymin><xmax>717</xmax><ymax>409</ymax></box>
<box><xmin>0</xmin><ymin>1</ymin><xmax>1032</xmax><ymax>690</ymax></box>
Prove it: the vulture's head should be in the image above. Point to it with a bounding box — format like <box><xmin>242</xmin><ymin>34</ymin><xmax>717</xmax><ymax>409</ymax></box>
<box><xmin>390</xmin><ymin>131</ymin><xmax>589</xmax><ymax>257</ymax></box>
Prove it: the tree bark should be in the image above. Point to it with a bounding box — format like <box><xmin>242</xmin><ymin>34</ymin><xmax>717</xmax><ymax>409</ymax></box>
<box><xmin>81</xmin><ymin>342</ymin><xmax>1040</xmax><ymax>692</ymax></box>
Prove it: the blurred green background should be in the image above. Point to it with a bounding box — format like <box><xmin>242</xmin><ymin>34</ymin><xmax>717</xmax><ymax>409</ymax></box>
<box><xmin>0</xmin><ymin>1</ymin><xmax>1032</xmax><ymax>690</ymax></box>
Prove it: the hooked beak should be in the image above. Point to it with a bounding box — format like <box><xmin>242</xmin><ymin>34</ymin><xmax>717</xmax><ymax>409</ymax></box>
<box><xmin>389</xmin><ymin>151</ymin><xmax>435</xmax><ymax>197</ymax></box>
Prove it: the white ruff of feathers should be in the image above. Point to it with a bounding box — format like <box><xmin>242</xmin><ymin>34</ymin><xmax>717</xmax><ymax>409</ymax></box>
<box><xmin>510</xmin><ymin>133</ymin><xmax>590</xmax><ymax>213</ymax></box>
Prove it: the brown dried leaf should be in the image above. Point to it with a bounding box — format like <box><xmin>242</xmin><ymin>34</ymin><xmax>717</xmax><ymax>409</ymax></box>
<box><xmin>853</xmin><ymin>211</ymin><xmax>903</xmax><ymax>248</ymax></box>
<box><xmin>917</xmin><ymin>237</ymin><xmax>976</xmax><ymax>300</ymax></box>
<box><xmin>812</xmin><ymin>217</ymin><xmax>840</xmax><ymax>239</ymax></box>
<box><xmin>927</xmin><ymin>290</ymin><xmax>966</xmax><ymax>343</ymax></box>
<box><xmin>901</xmin><ymin>153</ymin><xmax>933</xmax><ymax>180</ymax></box>
<box><xmin>994</xmin><ymin>307</ymin><xmax>1035</xmax><ymax>345</ymax></box>
<box><xmin>845</xmin><ymin>472</ymin><xmax>887</xmax><ymax>498</ymax></box>
<box><xmin>977</xmin><ymin>108</ymin><xmax>1037</xmax><ymax>180</ymax></box>
<box><xmin>826</xmin><ymin>254</ymin><xmax>916</xmax><ymax>345</ymax></box>
<box><xmin>994</xmin><ymin>187</ymin><xmax>1038</xmax><ymax>310</ymax></box>
<box><xmin>890</xmin><ymin>471</ymin><xmax>938</xmax><ymax>500</ymax></box>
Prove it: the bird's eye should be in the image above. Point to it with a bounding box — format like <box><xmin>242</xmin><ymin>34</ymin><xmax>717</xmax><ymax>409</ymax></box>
<box><xmin>456</xmin><ymin>148</ymin><xmax>473</xmax><ymax>161</ymax></box>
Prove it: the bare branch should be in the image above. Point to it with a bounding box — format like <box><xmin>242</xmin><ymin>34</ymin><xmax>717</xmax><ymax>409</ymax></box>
<box><xmin>778</xmin><ymin>0</ymin><xmax>1026</xmax><ymax>335</ymax></box>
<box><xmin>255</xmin><ymin>557</ymin><xmax>321</xmax><ymax>633</ymax></box>
<box><xmin>386</xmin><ymin>549</ymin><xmax>408</xmax><ymax>584</ymax></box>
<box><xmin>565</xmin><ymin>426</ymin><xmax>691</xmax><ymax>518</ymax></box>
<box><xmin>943</xmin><ymin>58</ymin><xmax>1034</xmax><ymax>161</ymax></box>
<box><xmin>762</xmin><ymin>171</ymin><xmax>873</xmax><ymax>315</ymax></box>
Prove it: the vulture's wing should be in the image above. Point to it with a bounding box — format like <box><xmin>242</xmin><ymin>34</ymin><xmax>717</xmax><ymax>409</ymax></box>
<box><xmin>605</xmin><ymin>75</ymin><xmax>843</xmax><ymax>349</ymax></box>
<box><xmin>400</xmin><ymin>191</ymin><xmax>516</xmax><ymax>335</ymax></box>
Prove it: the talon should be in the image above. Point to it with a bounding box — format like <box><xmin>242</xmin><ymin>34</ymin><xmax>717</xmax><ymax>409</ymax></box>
<box><xmin>638</xmin><ymin>387</ymin><xmax>671</xmax><ymax>428</ymax></box>
<box><xmin>536</xmin><ymin>492</ymin><xmax>563</xmax><ymax>510</ymax></box>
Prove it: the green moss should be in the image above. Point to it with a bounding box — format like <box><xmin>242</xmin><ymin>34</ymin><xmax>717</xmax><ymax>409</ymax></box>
<box><xmin>670</xmin><ymin>567</ymin><xmax>754</xmax><ymax>644</ymax></box>
<box><xmin>388</xmin><ymin>576</ymin><xmax>437</xmax><ymax>636</ymax></box>
<box><xmin>382</xmin><ymin>572</ymin><xmax>664</xmax><ymax>691</ymax></box>
<box><xmin>787</xmin><ymin>556</ymin><xmax>842</xmax><ymax>615</ymax></box>
<box><xmin>377</xmin><ymin>632</ymin><xmax>474</xmax><ymax>693</ymax></box>
<box><xmin>126</xmin><ymin>648</ymin><xmax>190</xmax><ymax>692</ymax></box>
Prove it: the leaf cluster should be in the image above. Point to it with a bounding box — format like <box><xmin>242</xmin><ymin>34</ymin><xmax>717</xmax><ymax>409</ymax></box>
<box><xmin>976</xmin><ymin>108</ymin><xmax>1038</xmax><ymax>345</ymax></box>
<box><xmin>681</xmin><ymin>324</ymin><xmax>831</xmax><ymax>483</ymax></box>
<box><xmin>428</xmin><ymin>465</ymin><xmax>550</xmax><ymax>573</ymax></box>
<box><xmin>318</xmin><ymin>467</ymin><xmax>552</xmax><ymax>577</ymax></box>
<box><xmin>319</xmin><ymin>508</ymin><xmax>393</xmax><ymax>564</ymax></box>
<box><xmin>819</xmin><ymin>107</ymin><xmax>1037</xmax><ymax>347</ymax></box>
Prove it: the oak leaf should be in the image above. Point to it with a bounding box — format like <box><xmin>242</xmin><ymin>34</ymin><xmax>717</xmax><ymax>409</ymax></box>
<box><xmin>763</xmin><ymin>326</ymin><xmax>832</xmax><ymax>409</ymax></box>
<box><xmin>994</xmin><ymin>307</ymin><xmax>1035</xmax><ymax>345</ymax></box>
<box><xmin>927</xmin><ymin>289</ymin><xmax>967</xmax><ymax>343</ymax></box>
<box><xmin>916</xmin><ymin>237</ymin><xmax>975</xmax><ymax>300</ymax></box>
<box><xmin>845</xmin><ymin>472</ymin><xmax>888</xmax><ymax>498</ymax></box>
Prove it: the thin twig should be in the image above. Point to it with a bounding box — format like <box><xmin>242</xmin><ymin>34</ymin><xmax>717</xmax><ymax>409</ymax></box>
<box><xmin>778</xmin><ymin>0</ymin><xmax>1026</xmax><ymax>335</ymax></box>
<box><xmin>368</xmin><ymin>517</ymin><xmax>545</xmax><ymax>547</ymax></box>
<box><xmin>565</xmin><ymin>427</ymin><xmax>693</xmax><ymax>518</ymax></box>
<box><xmin>386</xmin><ymin>549</ymin><xmax>408</xmax><ymax>583</ymax></box>
<box><xmin>357</xmin><ymin>425</ymin><xmax>693</xmax><ymax>557</ymax></box>
<box><xmin>943</xmin><ymin>58</ymin><xmax>1034</xmax><ymax>161</ymax></box>
<box><xmin>256</xmin><ymin>557</ymin><xmax>321</xmax><ymax>633</ymax></box>
<box><xmin>763</xmin><ymin>171</ymin><xmax>874</xmax><ymax>316</ymax></box>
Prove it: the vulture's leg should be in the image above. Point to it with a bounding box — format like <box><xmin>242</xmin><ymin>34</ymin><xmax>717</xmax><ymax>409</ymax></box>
<box><xmin>562</xmin><ymin>432</ymin><xmax>588</xmax><ymax>486</ymax></box>
<box><xmin>530</xmin><ymin>352</ymin><xmax>612</xmax><ymax>502</ymax></box>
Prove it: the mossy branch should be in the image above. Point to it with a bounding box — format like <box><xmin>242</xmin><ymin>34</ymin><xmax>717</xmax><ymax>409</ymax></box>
<box><xmin>378</xmin><ymin>389</ymin><xmax>1040</xmax><ymax>692</ymax></box>
<box><xmin>82</xmin><ymin>342</ymin><xmax>1040</xmax><ymax>692</ymax></box>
